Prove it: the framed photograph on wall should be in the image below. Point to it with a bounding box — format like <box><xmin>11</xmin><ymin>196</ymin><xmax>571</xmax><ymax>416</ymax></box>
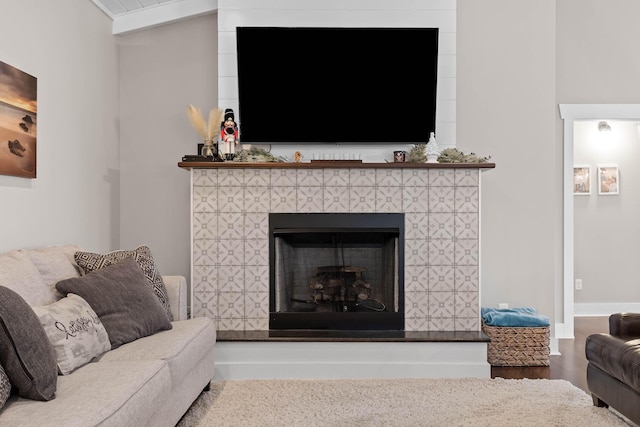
<box><xmin>573</xmin><ymin>165</ymin><xmax>591</xmax><ymax>195</ymax></box>
<box><xmin>0</xmin><ymin>60</ymin><xmax>37</xmax><ymax>179</ymax></box>
<box><xmin>598</xmin><ymin>165</ymin><xmax>619</xmax><ymax>195</ymax></box>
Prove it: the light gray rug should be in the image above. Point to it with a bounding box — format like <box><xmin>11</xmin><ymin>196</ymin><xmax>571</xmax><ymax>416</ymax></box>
<box><xmin>177</xmin><ymin>377</ymin><xmax>627</xmax><ymax>426</ymax></box>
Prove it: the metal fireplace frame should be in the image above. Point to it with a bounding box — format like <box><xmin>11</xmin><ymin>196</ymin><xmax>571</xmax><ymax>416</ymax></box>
<box><xmin>268</xmin><ymin>212</ymin><xmax>405</xmax><ymax>330</ymax></box>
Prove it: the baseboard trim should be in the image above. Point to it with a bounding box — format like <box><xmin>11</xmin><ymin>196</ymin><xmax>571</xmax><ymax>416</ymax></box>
<box><xmin>574</xmin><ymin>303</ymin><xmax>640</xmax><ymax>317</ymax></box>
<box><xmin>213</xmin><ymin>341</ymin><xmax>491</xmax><ymax>380</ymax></box>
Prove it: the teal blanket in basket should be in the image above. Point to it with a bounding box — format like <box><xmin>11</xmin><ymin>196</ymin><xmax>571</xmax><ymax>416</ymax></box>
<box><xmin>481</xmin><ymin>307</ymin><xmax>550</xmax><ymax>327</ymax></box>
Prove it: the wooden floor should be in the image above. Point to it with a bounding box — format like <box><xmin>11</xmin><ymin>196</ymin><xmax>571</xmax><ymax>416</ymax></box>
<box><xmin>491</xmin><ymin>316</ymin><xmax>609</xmax><ymax>394</ymax></box>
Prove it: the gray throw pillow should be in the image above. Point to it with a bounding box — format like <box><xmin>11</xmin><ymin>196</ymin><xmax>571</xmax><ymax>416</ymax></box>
<box><xmin>0</xmin><ymin>286</ymin><xmax>57</xmax><ymax>401</ymax></box>
<box><xmin>74</xmin><ymin>245</ymin><xmax>173</xmax><ymax>321</ymax></box>
<box><xmin>0</xmin><ymin>364</ymin><xmax>11</xmax><ymax>410</ymax></box>
<box><xmin>56</xmin><ymin>258</ymin><xmax>172</xmax><ymax>349</ymax></box>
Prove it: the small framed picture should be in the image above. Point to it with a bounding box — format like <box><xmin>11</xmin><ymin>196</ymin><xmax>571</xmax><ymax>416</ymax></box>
<box><xmin>598</xmin><ymin>165</ymin><xmax>619</xmax><ymax>195</ymax></box>
<box><xmin>573</xmin><ymin>165</ymin><xmax>591</xmax><ymax>195</ymax></box>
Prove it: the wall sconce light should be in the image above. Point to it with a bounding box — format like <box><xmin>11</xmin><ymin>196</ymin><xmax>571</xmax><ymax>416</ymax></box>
<box><xmin>598</xmin><ymin>121</ymin><xmax>612</xmax><ymax>132</ymax></box>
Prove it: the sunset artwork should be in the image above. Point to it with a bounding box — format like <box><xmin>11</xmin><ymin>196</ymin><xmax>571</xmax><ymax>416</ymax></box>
<box><xmin>0</xmin><ymin>60</ymin><xmax>37</xmax><ymax>178</ymax></box>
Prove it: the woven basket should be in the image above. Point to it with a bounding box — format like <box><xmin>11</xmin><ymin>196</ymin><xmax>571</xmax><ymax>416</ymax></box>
<box><xmin>482</xmin><ymin>323</ymin><xmax>550</xmax><ymax>367</ymax></box>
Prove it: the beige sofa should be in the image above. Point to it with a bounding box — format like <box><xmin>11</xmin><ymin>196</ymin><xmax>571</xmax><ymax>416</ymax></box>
<box><xmin>0</xmin><ymin>245</ymin><xmax>216</xmax><ymax>427</ymax></box>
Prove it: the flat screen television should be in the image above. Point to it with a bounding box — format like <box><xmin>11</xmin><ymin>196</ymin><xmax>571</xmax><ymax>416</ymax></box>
<box><xmin>235</xmin><ymin>27</ymin><xmax>439</xmax><ymax>144</ymax></box>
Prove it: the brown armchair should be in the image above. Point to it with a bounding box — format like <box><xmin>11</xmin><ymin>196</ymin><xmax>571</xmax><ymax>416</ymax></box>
<box><xmin>585</xmin><ymin>313</ymin><xmax>640</xmax><ymax>424</ymax></box>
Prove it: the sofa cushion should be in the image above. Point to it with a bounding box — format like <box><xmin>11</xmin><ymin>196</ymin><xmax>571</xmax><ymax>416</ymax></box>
<box><xmin>586</xmin><ymin>332</ymin><xmax>640</xmax><ymax>393</ymax></box>
<box><xmin>0</xmin><ymin>286</ymin><xmax>57</xmax><ymax>401</ymax></box>
<box><xmin>0</xmin><ymin>250</ymin><xmax>54</xmax><ymax>306</ymax></box>
<box><xmin>74</xmin><ymin>245</ymin><xmax>173</xmax><ymax>321</ymax></box>
<box><xmin>56</xmin><ymin>258</ymin><xmax>172</xmax><ymax>349</ymax></box>
<box><xmin>27</xmin><ymin>245</ymin><xmax>82</xmax><ymax>301</ymax></box>
<box><xmin>0</xmin><ymin>360</ymin><xmax>171</xmax><ymax>427</ymax></box>
<box><xmin>0</xmin><ymin>364</ymin><xmax>10</xmax><ymax>410</ymax></box>
<box><xmin>32</xmin><ymin>294</ymin><xmax>111</xmax><ymax>375</ymax></box>
<box><xmin>99</xmin><ymin>317</ymin><xmax>216</xmax><ymax>386</ymax></box>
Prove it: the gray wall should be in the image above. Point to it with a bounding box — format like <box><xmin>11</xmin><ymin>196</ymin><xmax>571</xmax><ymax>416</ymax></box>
<box><xmin>118</xmin><ymin>3</ymin><xmax>563</xmax><ymax>325</ymax></box>
<box><xmin>118</xmin><ymin>14</ymin><xmax>218</xmax><ymax>277</ymax></box>
<box><xmin>121</xmin><ymin>0</ymin><xmax>640</xmax><ymax>330</ymax></box>
<box><xmin>556</xmin><ymin>0</ymin><xmax>640</xmax><ymax>310</ymax></box>
<box><xmin>0</xmin><ymin>0</ymin><xmax>119</xmax><ymax>253</ymax></box>
<box><xmin>556</xmin><ymin>0</ymin><xmax>640</xmax><ymax>103</ymax></box>
<box><xmin>458</xmin><ymin>0</ymin><xmax>560</xmax><ymax>325</ymax></box>
<box><xmin>3</xmin><ymin>1</ymin><xmax>639</xmax><ymax>333</ymax></box>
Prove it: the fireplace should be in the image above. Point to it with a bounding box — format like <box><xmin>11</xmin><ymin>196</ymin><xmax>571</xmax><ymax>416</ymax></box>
<box><xmin>269</xmin><ymin>213</ymin><xmax>404</xmax><ymax>330</ymax></box>
<box><xmin>183</xmin><ymin>163</ymin><xmax>494</xmax><ymax>380</ymax></box>
<box><xmin>185</xmin><ymin>164</ymin><xmax>491</xmax><ymax>332</ymax></box>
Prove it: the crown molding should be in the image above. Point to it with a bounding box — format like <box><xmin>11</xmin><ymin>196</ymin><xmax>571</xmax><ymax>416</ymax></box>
<box><xmin>109</xmin><ymin>0</ymin><xmax>218</xmax><ymax>35</ymax></box>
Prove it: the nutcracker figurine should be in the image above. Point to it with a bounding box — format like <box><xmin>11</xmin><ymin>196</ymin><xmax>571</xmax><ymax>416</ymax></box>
<box><xmin>220</xmin><ymin>109</ymin><xmax>239</xmax><ymax>160</ymax></box>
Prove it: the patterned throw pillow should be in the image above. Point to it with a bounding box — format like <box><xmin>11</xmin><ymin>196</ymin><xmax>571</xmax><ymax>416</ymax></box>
<box><xmin>0</xmin><ymin>364</ymin><xmax>10</xmax><ymax>410</ymax></box>
<box><xmin>74</xmin><ymin>245</ymin><xmax>173</xmax><ymax>321</ymax></box>
<box><xmin>32</xmin><ymin>294</ymin><xmax>111</xmax><ymax>375</ymax></box>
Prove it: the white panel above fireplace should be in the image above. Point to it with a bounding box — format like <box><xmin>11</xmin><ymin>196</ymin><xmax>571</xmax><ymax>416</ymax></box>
<box><xmin>217</xmin><ymin>0</ymin><xmax>457</xmax><ymax>150</ymax></box>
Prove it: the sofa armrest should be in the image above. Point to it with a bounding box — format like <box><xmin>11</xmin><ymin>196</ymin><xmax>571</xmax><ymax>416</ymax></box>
<box><xmin>162</xmin><ymin>275</ymin><xmax>188</xmax><ymax>320</ymax></box>
<box><xmin>609</xmin><ymin>313</ymin><xmax>640</xmax><ymax>336</ymax></box>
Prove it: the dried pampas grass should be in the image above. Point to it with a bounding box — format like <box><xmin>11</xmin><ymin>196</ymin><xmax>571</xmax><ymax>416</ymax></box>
<box><xmin>208</xmin><ymin>107</ymin><xmax>224</xmax><ymax>141</ymax></box>
<box><xmin>186</xmin><ymin>105</ymin><xmax>207</xmax><ymax>140</ymax></box>
<box><xmin>187</xmin><ymin>105</ymin><xmax>224</xmax><ymax>141</ymax></box>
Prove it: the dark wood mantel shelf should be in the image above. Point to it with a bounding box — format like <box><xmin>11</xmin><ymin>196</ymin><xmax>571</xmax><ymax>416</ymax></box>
<box><xmin>178</xmin><ymin>161</ymin><xmax>496</xmax><ymax>170</ymax></box>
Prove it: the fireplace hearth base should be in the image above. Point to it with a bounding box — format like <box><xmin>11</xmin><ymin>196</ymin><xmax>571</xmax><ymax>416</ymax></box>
<box><xmin>213</xmin><ymin>331</ymin><xmax>491</xmax><ymax>380</ymax></box>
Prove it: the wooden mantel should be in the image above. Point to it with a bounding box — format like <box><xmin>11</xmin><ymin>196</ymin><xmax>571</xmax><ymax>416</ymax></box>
<box><xmin>178</xmin><ymin>161</ymin><xmax>496</xmax><ymax>170</ymax></box>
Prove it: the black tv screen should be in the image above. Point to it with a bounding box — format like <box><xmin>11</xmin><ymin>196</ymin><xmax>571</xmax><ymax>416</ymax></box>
<box><xmin>236</xmin><ymin>27</ymin><xmax>439</xmax><ymax>144</ymax></box>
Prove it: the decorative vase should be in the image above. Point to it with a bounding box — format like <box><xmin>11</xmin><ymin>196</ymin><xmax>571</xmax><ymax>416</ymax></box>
<box><xmin>425</xmin><ymin>132</ymin><xmax>440</xmax><ymax>163</ymax></box>
<box><xmin>200</xmin><ymin>139</ymin><xmax>218</xmax><ymax>159</ymax></box>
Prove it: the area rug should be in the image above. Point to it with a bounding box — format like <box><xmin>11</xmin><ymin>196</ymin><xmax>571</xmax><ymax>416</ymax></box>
<box><xmin>176</xmin><ymin>377</ymin><xmax>627</xmax><ymax>426</ymax></box>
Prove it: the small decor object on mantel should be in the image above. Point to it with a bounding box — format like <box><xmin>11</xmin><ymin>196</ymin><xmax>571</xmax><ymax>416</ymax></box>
<box><xmin>293</xmin><ymin>151</ymin><xmax>303</xmax><ymax>163</ymax></box>
<box><xmin>186</xmin><ymin>105</ymin><xmax>224</xmax><ymax>161</ymax></box>
<box><xmin>393</xmin><ymin>151</ymin><xmax>406</xmax><ymax>162</ymax></box>
<box><xmin>425</xmin><ymin>132</ymin><xmax>440</xmax><ymax>163</ymax></box>
<box><xmin>437</xmin><ymin>147</ymin><xmax>491</xmax><ymax>164</ymax></box>
<box><xmin>407</xmin><ymin>144</ymin><xmax>426</xmax><ymax>163</ymax></box>
<box><xmin>220</xmin><ymin>109</ymin><xmax>239</xmax><ymax>160</ymax></box>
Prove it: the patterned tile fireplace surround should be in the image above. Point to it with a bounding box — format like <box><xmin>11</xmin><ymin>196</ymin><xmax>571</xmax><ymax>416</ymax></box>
<box><xmin>186</xmin><ymin>162</ymin><xmax>493</xmax><ymax>334</ymax></box>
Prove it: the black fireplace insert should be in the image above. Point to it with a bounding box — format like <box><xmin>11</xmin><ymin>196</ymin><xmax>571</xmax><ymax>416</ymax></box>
<box><xmin>269</xmin><ymin>213</ymin><xmax>404</xmax><ymax>330</ymax></box>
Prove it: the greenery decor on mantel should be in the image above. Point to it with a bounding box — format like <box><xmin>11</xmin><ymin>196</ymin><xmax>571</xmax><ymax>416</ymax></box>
<box><xmin>437</xmin><ymin>147</ymin><xmax>491</xmax><ymax>164</ymax></box>
<box><xmin>407</xmin><ymin>144</ymin><xmax>427</xmax><ymax>163</ymax></box>
<box><xmin>232</xmin><ymin>146</ymin><xmax>285</xmax><ymax>163</ymax></box>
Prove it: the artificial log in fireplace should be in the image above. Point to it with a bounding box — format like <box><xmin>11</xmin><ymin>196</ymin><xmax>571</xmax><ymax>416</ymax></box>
<box><xmin>310</xmin><ymin>265</ymin><xmax>378</xmax><ymax>311</ymax></box>
<box><xmin>269</xmin><ymin>213</ymin><xmax>404</xmax><ymax>330</ymax></box>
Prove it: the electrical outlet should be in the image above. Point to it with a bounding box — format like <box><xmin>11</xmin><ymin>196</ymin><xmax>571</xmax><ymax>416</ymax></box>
<box><xmin>498</xmin><ymin>303</ymin><xmax>509</xmax><ymax>309</ymax></box>
<box><xmin>575</xmin><ymin>279</ymin><xmax>583</xmax><ymax>290</ymax></box>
